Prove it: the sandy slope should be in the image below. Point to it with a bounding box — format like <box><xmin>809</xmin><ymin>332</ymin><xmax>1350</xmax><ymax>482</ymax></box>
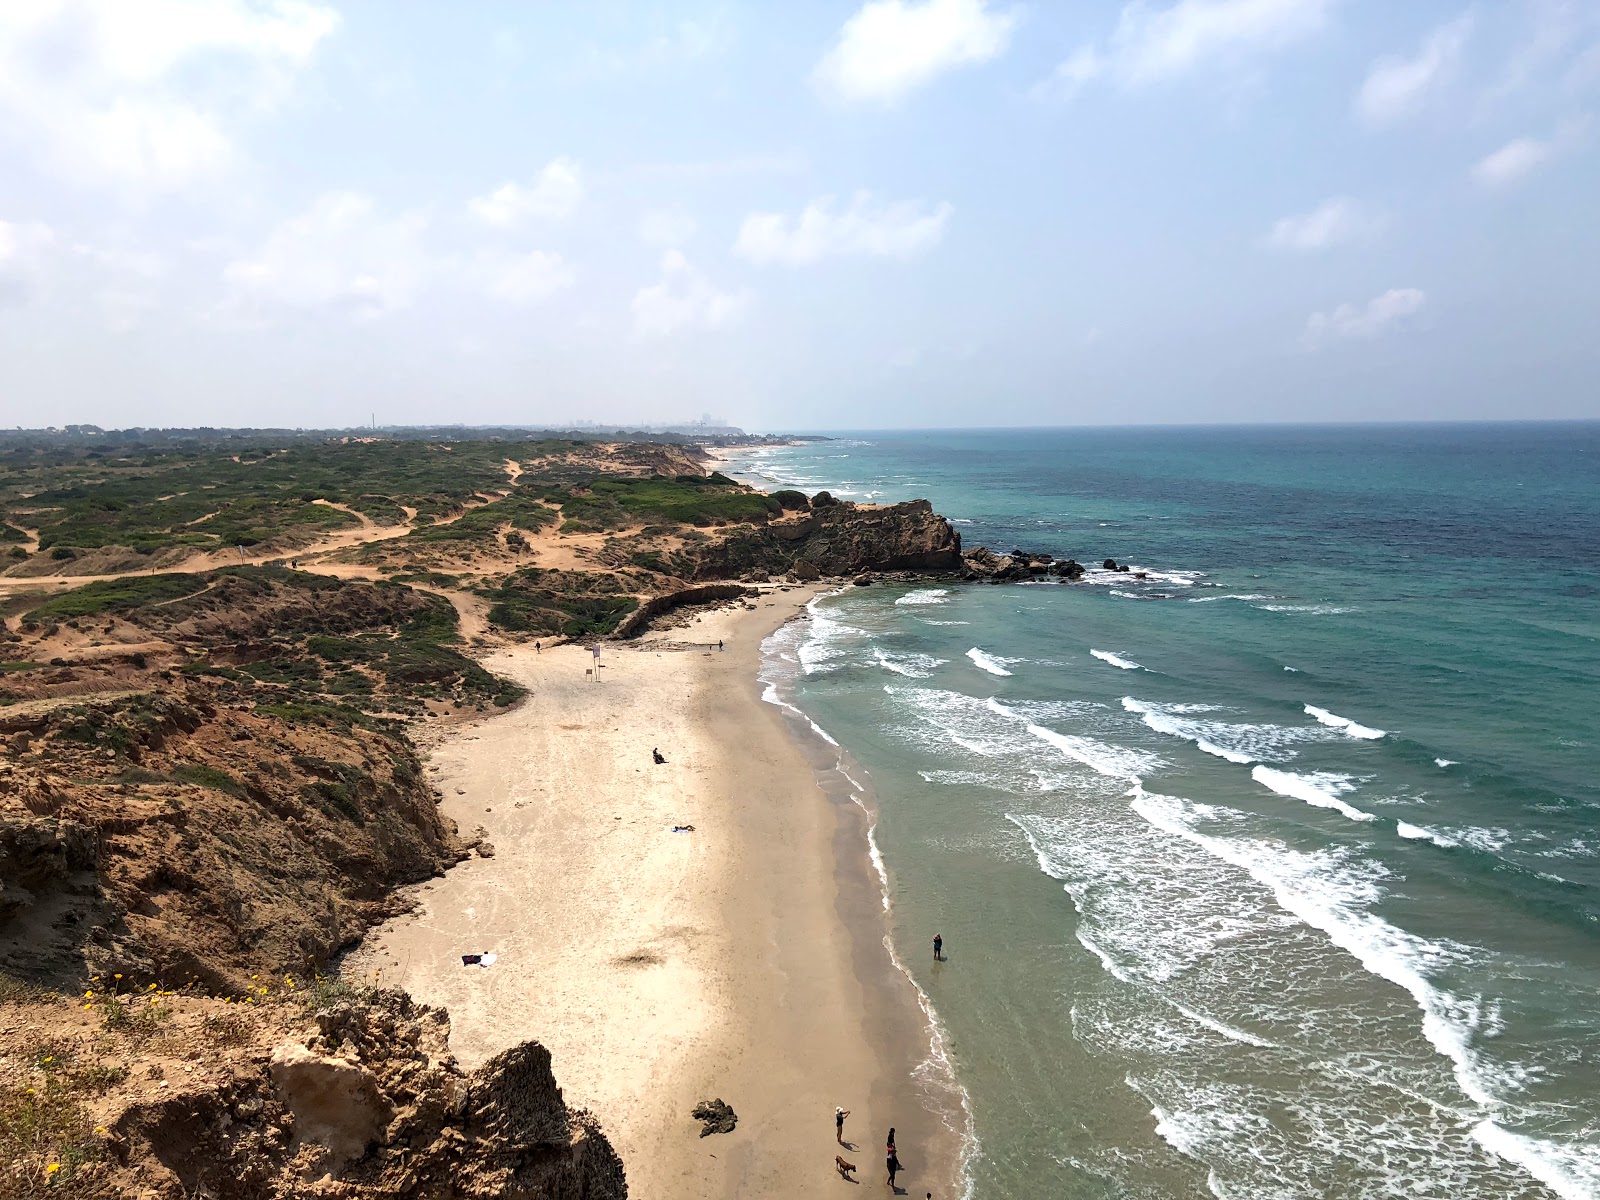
<box><xmin>355</xmin><ymin>592</ymin><xmax>958</xmax><ymax>1198</ymax></box>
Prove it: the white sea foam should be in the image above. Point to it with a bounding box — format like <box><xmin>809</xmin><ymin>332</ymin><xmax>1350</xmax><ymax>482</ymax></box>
<box><xmin>896</xmin><ymin>588</ymin><xmax>950</xmax><ymax>606</ymax></box>
<box><xmin>1253</xmin><ymin>603</ymin><xmax>1357</xmax><ymax>615</ymax></box>
<box><xmin>1304</xmin><ymin>705</ymin><xmax>1386</xmax><ymax>740</ymax></box>
<box><xmin>1251</xmin><ymin>766</ymin><xmax>1378</xmax><ymax>823</ymax></box>
<box><xmin>987</xmin><ymin>697</ymin><xmax>1162</xmax><ymax>781</ymax></box>
<box><xmin>1283</xmin><ymin>665</ymin><xmax>1299</xmax><ymax>672</ymax></box>
<box><xmin>759</xmin><ymin>681</ymin><xmax>841</xmax><ymax>746</ymax></box>
<box><xmin>966</xmin><ymin>647</ymin><xmax>1016</xmax><ymax>676</ymax></box>
<box><xmin>1435</xmin><ymin>758</ymin><xmax>1458</xmax><ymax>768</ymax></box>
<box><xmin>1120</xmin><ymin>697</ymin><xmax>1323</xmax><ymax>764</ymax></box>
<box><xmin>1091</xmin><ymin>649</ymin><xmax>1144</xmax><ymax>670</ymax></box>
<box><xmin>871</xmin><ymin>647</ymin><xmax>946</xmax><ymax>678</ymax></box>
<box><xmin>1167</xmin><ymin>999</ymin><xmax>1277</xmax><ymax>1049</ymax></box>
<box><xmin>1130</xmin><ymin>787</ymin><xmax>1519</xmax><ymax>1111</ymax></box>
<box><xmin>1397</xmin><ymin>822</ymin><xmax>1460</xmax><ymax>848</ymax></box>
<box><xmin>1472</xmin><ymin>1119</ymin><xmax>1600</xmax><ymax>1200</ymax></box>
<box><xmin>1188</xmin><ymin>593</ymin><xmax>1277</xmax><ymax>603</ymax></box>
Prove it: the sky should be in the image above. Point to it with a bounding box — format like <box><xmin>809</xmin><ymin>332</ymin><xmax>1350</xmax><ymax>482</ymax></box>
<box><xmin>1</xmin><ymin>0</ymin><xmax>1598</xmax><ymax>432</ymax></box>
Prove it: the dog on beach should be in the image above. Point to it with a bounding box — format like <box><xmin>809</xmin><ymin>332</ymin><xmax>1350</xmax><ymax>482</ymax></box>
<box><xmin>835</xmin><ymin>1154</ymin><xmax>856</xmax><ymax>1178</ymax></box>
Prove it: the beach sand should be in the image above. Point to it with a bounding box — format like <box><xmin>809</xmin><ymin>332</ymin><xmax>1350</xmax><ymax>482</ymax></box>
<box><xmin>354</xmin><ymin>589</ymin><xmax>959</xmax><ymax>1198</ymax></box>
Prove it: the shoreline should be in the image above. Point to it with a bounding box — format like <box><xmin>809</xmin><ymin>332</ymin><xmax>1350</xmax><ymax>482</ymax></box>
<box><xmin>351</xmin><ymin>586</ymin><xmax>962</xmax><ymax>1197</ymax></box>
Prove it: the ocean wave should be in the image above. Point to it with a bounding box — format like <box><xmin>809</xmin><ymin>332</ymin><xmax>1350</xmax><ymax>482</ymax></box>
<box><xmin>871</xmin><ymin>647</ymin><xmax>947</xmax><ymax>678</ymax></box>
<box><xmin>1435</xmin><ymin>758</ymin><xmax>1458</xmax><ymax>768</ymax></box>
<box><xmin>1471</xmin><ymin>1119</ymin><xmax>1600</xmax><ymax>1200</ymax></box>
<box><xmin>1252</xmin><ymin>603</ymin><xmax>1358</xmax><ymax>615</ymax></box>
<box><xmin>1130</xmin><ymin>787</ymin><xmax>1521</xmax><ymax>1111</ymax></box>
<box><xmin>1121</xmin><ymin>697</ymin><xmax>1322</xmax><ymax>764</ymax></box>
<box><xmin>967</xmin><ymin>647</ymin><xmax>1018</xmax><ymax>676</ymax></box>
<box><xmin>1304</xmin><ymin>705</ymin><xmax>1386</xmax><ymax>740</ymax></box>
<box><xmin>1188</xmin><ymin>593</ymin><xmax>1278</xmax><ymax>603</ymax></box>
<box><xmin>988</xmin><ymin>697</ymin><xmax>1161</xmax><ymax>781</ymax></box>
<box><xmin>1091</xmin><ymin>649</ymin><xmax>1144</xmax><ymax>670</ymax></box>
<box><xmin>1251</xmin><ymin>766</ymin><xmax>1378</xmax><ymax>823</ymax></box>
<box><xmin>887</xmin><ymin>685</ymin><xmax>1036</xmax><ymax>761</ymax></box>
<box><xmin>1397</xmin><ymin>821</ymin><xmax>1459</xmax><ymax>848</ymax></box>
<box><xmin>918</xmin><ymin>619</ymin><xmax>971</xmax><ymax>625</ymax></box>
<box><xmin>896</xmin><ymin>588</ymin><xmax>950</xmax><ymax>606</ymax></box>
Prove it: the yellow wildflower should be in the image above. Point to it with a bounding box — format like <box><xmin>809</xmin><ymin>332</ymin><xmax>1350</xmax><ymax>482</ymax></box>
<box><xmin>46</xmin><ymin>1163</ymin><xmax>61</xmax><ymax>1175</ymax></box>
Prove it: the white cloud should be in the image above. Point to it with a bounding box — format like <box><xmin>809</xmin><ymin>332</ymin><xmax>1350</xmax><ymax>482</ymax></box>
<box><xmin>1264</xmin><ymin>196</ymin><xmax>1382</xmax><ymax>251</ymax></box>
<box><xmin>0</xmin><ymin>218</ymin><xmax>55</xmax><ymax>306</ymax></box>
<box><xmin>1040</xmin><ymin>0</ymin><xmax>1331</xmax><ymax>95</ymax></box>
<box><xmin>1471</xmin><ymin>137</ymin><xmax>1555</xmax><ymax>187</ymax></box>
<box><xmin>637</xmin><ymin>210</ymin><xmax>699</xmax><ymax>248</ymax></box>
<box><xmin>1471</xmin><ymin>122</ymin><xmax>1586</xmax><ymax>188</ymax></box>
<box><xmin>471</xmin><ymin>250</ymin><xmax>575</xmax><ymax>304</ymax></box>
<box><xmin>632</xmin><ymin>250</ymin><xmax>748</xmax><ymax>337</ymax></box>
<box><xmin>734</xmin><ymin>193</ymin><xmax>952</xmax><ymax>266</ymax></box>
<box><xmin>1304</xmin><ymin>287</ymin><xmax>1426</xmax><ymax>347</ymax></box>
<box><xmin>468</xmin><ymin>159</ymin><xmax>584</xmax><ymax>227</ymax></box>
<box><xmin>223</xmin><ymin>192</ymin><xmax>432</xmax><ymax>319</ymax></box>
<box><xmin>0</xmin><ymin>0</ymin><xmax>338</xmax><ymax>188</ymax></box>
<box><xmin>1355</xmin><ymin>14</ymin><xmax>1473</xmax><ymax>125</ymax></box>
<box><xmin>813</xmin><ymin>0</ymin><xmax>1016</xmax><ymax>104</ymax></box>
<box><xmin>224</xmin><ymin>192</ymin><xmax>578</xmax><ymax>320</ymax></box>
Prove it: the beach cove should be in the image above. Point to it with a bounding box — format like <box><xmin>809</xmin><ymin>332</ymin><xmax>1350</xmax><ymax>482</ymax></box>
<box><xmin>354</xmin><ymin>587</ymin><xmax>965</xmax><ymax>1198</ymax></box>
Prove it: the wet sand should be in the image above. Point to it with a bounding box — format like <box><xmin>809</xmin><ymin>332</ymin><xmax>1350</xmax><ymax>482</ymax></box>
<box><xmin>354</xmin><ymin>589</ymin><xmax>957</xmax><ymax>1197</ymax></box>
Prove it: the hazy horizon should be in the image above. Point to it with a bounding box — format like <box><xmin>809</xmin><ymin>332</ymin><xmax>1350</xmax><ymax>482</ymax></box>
<box><xmin>3</xmin><ymin>1</ymin><xmax>1598</xmax><ymax>431</ymax></box>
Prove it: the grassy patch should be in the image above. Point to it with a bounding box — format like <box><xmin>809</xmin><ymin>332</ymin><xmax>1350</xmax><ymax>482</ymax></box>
<box><xmin>22</xmin><ymin>574</ymin><xmax>209</xmax><ymax>621</ymax></box>
<box><xmin>480</xmin><ymin>567</ymin><xmax>640</xmax><ymax>637</ymax></box>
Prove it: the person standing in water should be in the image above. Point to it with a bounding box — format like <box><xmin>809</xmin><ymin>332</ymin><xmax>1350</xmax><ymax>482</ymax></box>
<box><xmin>933</xmin><ymin>933</ymin><xmax>943</xmax><ymax>962</ymax></box>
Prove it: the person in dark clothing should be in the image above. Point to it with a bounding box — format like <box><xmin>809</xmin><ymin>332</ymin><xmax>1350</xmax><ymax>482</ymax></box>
<box><xmin>933</xmin><ymin>933</ymin><xmax>943</xmax><ymax>961</ymax></box>
<box><xmin>886</xmin><ymin>1128</ymin><xmax>898</xmax><ymax>1186</ymax></box>
<box><xmin>652</xmin><ymin>748</ymin><xmax>666</xmax><ymax>764</ymax></box>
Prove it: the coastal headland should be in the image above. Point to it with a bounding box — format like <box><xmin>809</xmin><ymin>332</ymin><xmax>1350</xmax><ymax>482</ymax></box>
<box><xmin>0</xmin><ymin>428</ymin><xmax>981</xmax><ymax>1197</ymax></box>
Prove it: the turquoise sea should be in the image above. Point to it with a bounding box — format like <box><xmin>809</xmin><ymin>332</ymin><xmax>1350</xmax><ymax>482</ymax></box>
<box><xmin>728</xmin><ymin>425</ymin><xmax>1600</xmax><ymax>1200</ymax></box>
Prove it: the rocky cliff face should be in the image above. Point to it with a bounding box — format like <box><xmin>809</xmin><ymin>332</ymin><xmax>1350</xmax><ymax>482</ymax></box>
<box><xmin>0</xmin><ymin>683</ymin><xmax>463</xmax><ymax>994</ymax></box>
<box><xmin>693</xmin><ymin>498</ymin><xmax>960</xmax><ymax>580</ymax></box>
<box><xmin>0</xmin><ymin>988</ymin><xmax>626</xmax><ymax>1199</ymax></box>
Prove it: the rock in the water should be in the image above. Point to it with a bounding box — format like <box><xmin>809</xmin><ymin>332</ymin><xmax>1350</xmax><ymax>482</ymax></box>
<box><xmin>1103</xmin><ymin>559</ymin><xmax>1118</xmax><ymax>570</ymax></box>
<box><xmin>853</xmin><ymin>575</ymin><xmax>872</xmax><ymax>586</ymax></box>
<box><xmin>692</xmin><ymin>1098</ymin><xmax>738</xmax><ymax>1137</ymax></box>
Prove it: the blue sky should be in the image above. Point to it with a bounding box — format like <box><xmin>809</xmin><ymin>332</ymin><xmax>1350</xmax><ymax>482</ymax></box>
<box><xmin>1</xmin><ymin>0</ymin><xmax>1597</xmax><ymax>430</ymax></box>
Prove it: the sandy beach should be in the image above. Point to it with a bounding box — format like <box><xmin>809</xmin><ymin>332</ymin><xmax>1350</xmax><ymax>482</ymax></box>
<box><xmin>354</xmin><ymin>588</ymin><xmax>959</xmax><ymax>1198</ymax></box>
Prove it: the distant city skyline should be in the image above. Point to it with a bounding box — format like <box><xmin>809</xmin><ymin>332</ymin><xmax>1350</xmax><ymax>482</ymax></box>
<box><xmin>2</xmin><ymin>1</ymin><xmax>1597</xmax><ymax>430</ymax></box>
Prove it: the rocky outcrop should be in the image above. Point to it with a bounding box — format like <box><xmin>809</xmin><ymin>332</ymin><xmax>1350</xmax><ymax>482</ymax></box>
<box><xmin>694</xmin><ymin>498</ymin><xmax>960</xmax><ymax>581</ymax></box>
<box><xmin>6</xmin><ymin>988</ymin><xmax>626</xmax><ymax>1199</ymax></box>
<box><xmin>960</xmin><ymin>547</ymin><xmax>1085</xmax><ymax>582</ymax></box>
<box><xmin>613</xmin><ymin>583</ymin><xmax>754</xmax><ymax>639</ymax></box>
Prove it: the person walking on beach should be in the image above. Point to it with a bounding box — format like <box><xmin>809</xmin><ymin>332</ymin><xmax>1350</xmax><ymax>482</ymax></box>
<box><xmin>886</xmin><ymin>1128</ymin><xmax>901</xmax><ymax>1190</ymax></box>
<box><xmin>535</xmin><ymin>641</ymin><xmax>541</xmax><ymax>654</ymax></box>
<box><xmin>836</xmin><ymin>1106</ymin><xmax>851</xmax><ymax>1144</ymax></box>
<box><xmin>933</xmin><ymin>933</ymin><xmax>943</xmax><ymax>962</ymax></box>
